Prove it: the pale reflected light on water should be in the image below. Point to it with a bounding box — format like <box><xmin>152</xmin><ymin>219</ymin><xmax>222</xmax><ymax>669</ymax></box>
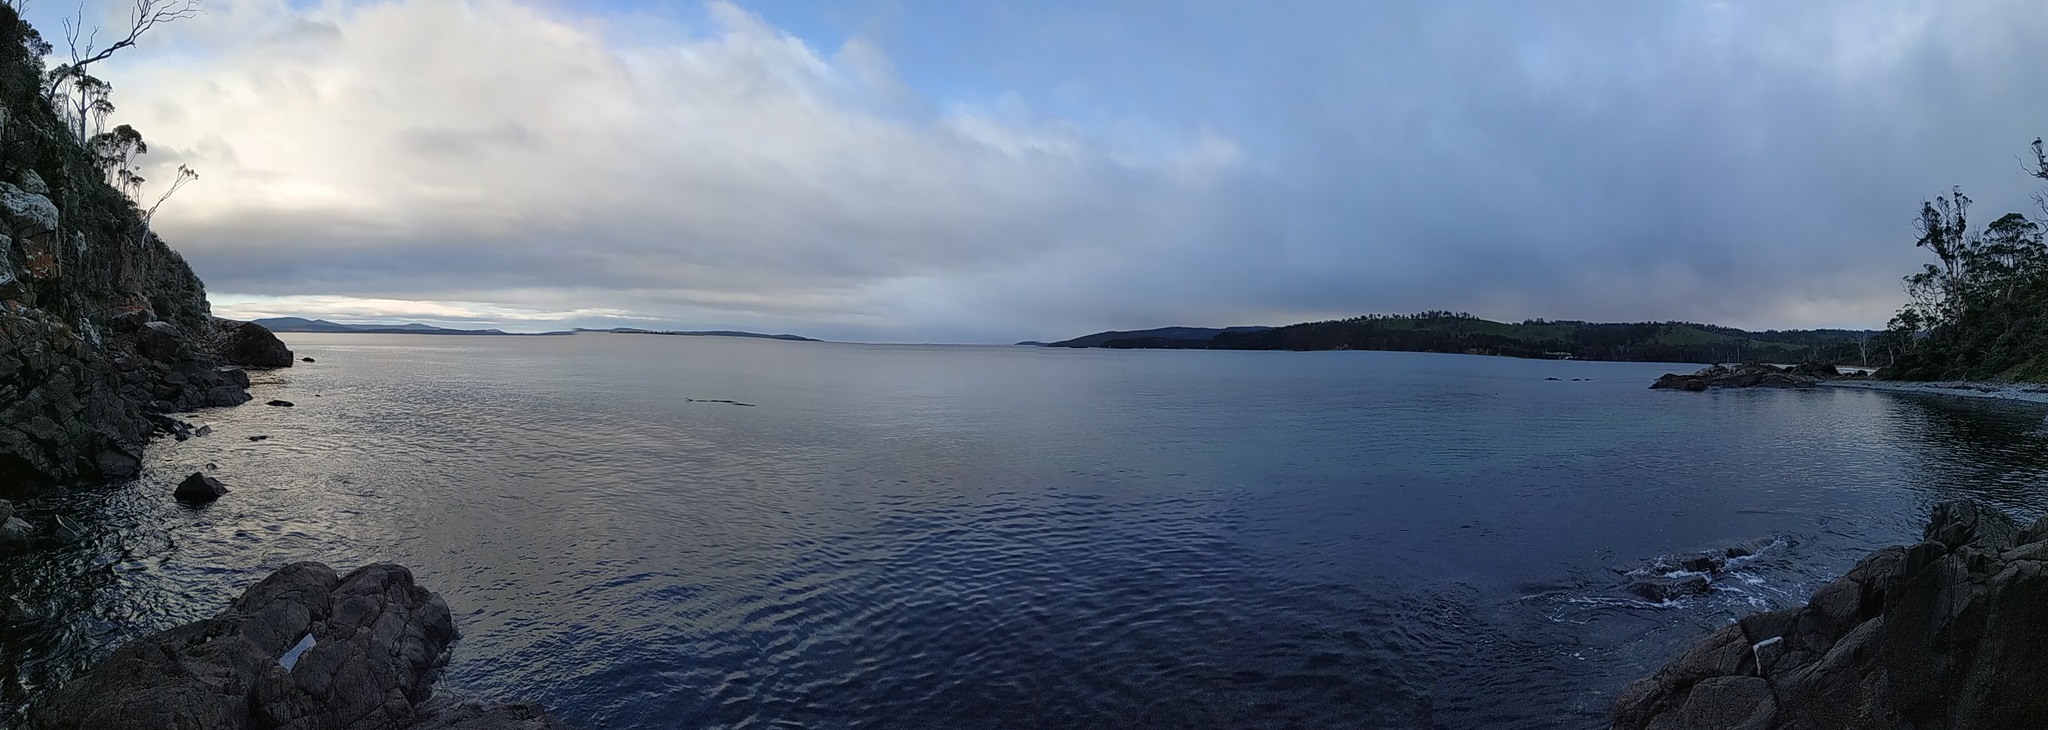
<box><xmin>4</xmin><ymin>334</ymin><xmax>2048</xmax><ymax>728</ymax></box>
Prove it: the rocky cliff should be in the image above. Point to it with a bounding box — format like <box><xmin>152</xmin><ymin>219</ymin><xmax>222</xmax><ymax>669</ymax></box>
<box><xmin>0</xmin><ymin>6</ymin><xmax>266</xmax><ymax>489</ymax></box>
<box><xmin>1615</xmin><ymin>500</ymin><xmax>2048</xmax><ymax>729</ymax></box>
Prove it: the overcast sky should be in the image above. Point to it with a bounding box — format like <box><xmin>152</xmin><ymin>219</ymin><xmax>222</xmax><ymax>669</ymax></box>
<box><xmin>33</xmin><ymin>0</ymin><xmax>2048</xmax><ymax>341</ymax></box>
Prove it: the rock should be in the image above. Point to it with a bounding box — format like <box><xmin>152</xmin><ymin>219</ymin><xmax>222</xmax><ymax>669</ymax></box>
<box><xmin>1676</xmin><ymin>552</ymin><xmax>1726</xmax><ymax>573</ymax></box>
<box><xmin>105</xmin><ymin>306</ymin><xmax>151</xmax><ymax>333</ymax></box>
<box><xmin>301</xmin><ymin>356</ymin><xmax>315</xmax><ymax>363</ymax></box>
<box><xmin>0</xmin><ymin>498</ymin><xmax>13</xmax><ymax>523</ymax></box>
<box><xmin>30</xmin><ymin>562</ymin><xmax>574</xmax><ymax>730</ymax></box>
<box><xmin>135</xmin><ymin>320</ymin><xmax>185</xmax><ymax>361</ymax></box>
<box><xmin>1546</xmin><ymin>377</ymin><xmax>1562</xmax><ymax>381</ymax></box>
<box><xmin>1787</xmin><ymin>361</ymin><xmax>1841</xmax><ymax>379</ymax></box>
<box><xmin>215</xmin><ymin>366</ymin><xmax>252</xmax><ymax>389</ymax></box>
<box><xmin>173</xmin><ymin>472</ymin><xmax>229</xmax><ymax>502</ymax></box>
<box><xmin>266</xmin><ymin>400</ymin><xmax>294</xmax><ymax>407</ymax></box>
<box><xmin>1651</xmin><ymin>363</ymin><xmax>1828</xmax><ymax>391</ymax></box>
<box><xmin>0</xmin><ymin>515</ymin><xmax>32</xmax><ymax>542</ymax></box>
<box><xmin>1630</xmin><ymin>574</ymin><xmax>1712</xmax><ymax>603</ymax></box>
<box><xmin>248</xmin><ymin>435</ymin><xmax>270</xmax><ymax>442</ymax></box>
<box><xmin>1615</xmin><ymin>500</ymin><xmax>2048</xmax><ymax>729</ymax></box>
<box><xmin>214</xmin><ymin>318</ymin><xmax>295</xmax><ymax>368</ymax></box>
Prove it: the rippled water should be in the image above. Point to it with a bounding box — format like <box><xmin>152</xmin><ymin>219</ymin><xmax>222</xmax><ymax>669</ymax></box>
<box><xmin>6</xmin><ymin>334</ymin><xmax>2048</xmax><ymax>728</ymax></box>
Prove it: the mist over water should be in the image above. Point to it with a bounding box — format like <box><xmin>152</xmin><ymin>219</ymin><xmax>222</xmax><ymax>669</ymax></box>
<box><xmin>5</xmin><ymin>334</ymin><xmax>2048</xmax><ymax>728</ymax></box>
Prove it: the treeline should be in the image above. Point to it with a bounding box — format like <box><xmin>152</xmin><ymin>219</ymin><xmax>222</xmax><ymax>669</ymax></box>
<box><xmin>1873</xmin><ymin>140</ymin><xmax>2048</xmax><ymax>381</ymax></box>
<box><xmin>1202</xmin><ymin>315</ymin><xmax>1866</xmax><ymax>364</ymax></box>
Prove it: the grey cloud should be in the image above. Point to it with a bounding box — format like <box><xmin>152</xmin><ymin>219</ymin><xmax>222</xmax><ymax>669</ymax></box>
<box><xmin>396</xmin><ymin>122</ymin><xmax>548</xmax><ymax>160</ymax></box>
<box><xmin>102</xmin><ymin>0</ymin><xmax>2048</xmax><ymax>340</ymax></box>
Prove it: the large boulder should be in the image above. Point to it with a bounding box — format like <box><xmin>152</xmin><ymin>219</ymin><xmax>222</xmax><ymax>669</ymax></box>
<box><xmin>214</xmin><ymin>318</ymin><xmax>295</xmax><ymax>368</ymax></box>
<box><xmin>1614</xmin><ymin>500</ymin><xmax>2048</xmax><ymax>729</ymax></box>
<box><xmin>30</xmin><ymin>562</ymin><xmax>574</xmax><ymax>730</ymax></box>
<box><xmin>173</xmin><ymin>472</ymin><xmax>229</xmax><ymax>502</ymax></box>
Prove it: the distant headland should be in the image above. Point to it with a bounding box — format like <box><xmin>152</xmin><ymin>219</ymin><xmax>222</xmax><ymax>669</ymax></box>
<box><xmin>1035</xmin><ymin>313</ymin><xmax>1876</xmax><ymax>366</ymax></box>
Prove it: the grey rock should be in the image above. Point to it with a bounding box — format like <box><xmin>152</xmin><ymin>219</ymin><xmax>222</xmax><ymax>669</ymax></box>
<box><xmin>214</xmin><ymin>318</ymin><xmax>295</xmax><ymax>368</ymax></box>
<box><xmin>174</xmin><ymin>472</ymin><xmax>229</xmax><ymax>502</ymax></box>
<box><xmin>0</xmin><ymin>498</ymin><xmax>13</xmax><ymax>524</ymax></box>
<box><xmin>0</xmin><ymin>515</ymin><xmax>32</xmax><ymax>542</ymax></box>
<box><xmin>136</xmin><ymin>321</ymin><xmax>185</xmax><ymax>361</ymax></box>
<box><xmin>1645</xmin><ymin>676</ymin><xmax>1774</xmax><ymax>730</ymax></box>
<box><xmin>30</xmin><ymin>562</ymin><xmax>574</xmax><ymax>730</ymax></box>
<box><xmin>1616</xmin><ymin>500</ymin><xmax>2048</xmax><ymax>729</ymax></box>
<box><xmin>267</xmin><ymin>400</ymin><xmax>295</xmax><ymax>408</ymax></box>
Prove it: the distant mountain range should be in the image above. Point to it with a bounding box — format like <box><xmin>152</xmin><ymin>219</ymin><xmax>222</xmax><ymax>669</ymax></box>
<box><xmin>251</xmin><ymin>317</ymin><xmax>564</xmax><ymax>335</ymax></box>
<box><xmin>574</xmin><ymin>328</ymin><xmax>821</xmax><ymax>342</ymax></box>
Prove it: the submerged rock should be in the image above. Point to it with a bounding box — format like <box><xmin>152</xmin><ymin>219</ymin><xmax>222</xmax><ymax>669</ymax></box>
<box><xmin>1629</xmin><ymin>575</ymin><xmax>1711</xmax><ymax>603</ymax></box>
<box><xmin>29</xmin><ymin>562</ymin><xmax>573</xmax><ymax>730</ymax></box>
<box><xmin>1615</xmin><ymin>500</ymin><xmax>2048</xmax><ymax>729</ymax></box>
<box><xmin>173</xmin><ymin>472</ymin><xmax>229</xmax><ymax>502</ymax></box>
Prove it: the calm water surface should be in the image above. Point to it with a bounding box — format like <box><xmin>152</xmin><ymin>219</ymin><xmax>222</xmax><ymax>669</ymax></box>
<box><xmin>6</xmin><ymin>334</ymin><xmax>2048</xmax><ymax>728</ymax></box>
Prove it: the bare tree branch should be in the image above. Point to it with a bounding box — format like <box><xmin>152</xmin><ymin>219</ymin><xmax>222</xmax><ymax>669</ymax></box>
<box><xmin>66</xmin><ymin>0</ymin><xmax>199</xmax><ymax>73</ymax></box>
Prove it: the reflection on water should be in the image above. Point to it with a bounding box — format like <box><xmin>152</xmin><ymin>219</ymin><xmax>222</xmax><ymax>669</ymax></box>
<box><xmin>3</xmin><ymin>336</ymin><xmax>2048</xmax><ymax>729</ymax></box>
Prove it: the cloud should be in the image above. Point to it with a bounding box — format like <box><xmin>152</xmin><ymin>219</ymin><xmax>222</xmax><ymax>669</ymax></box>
<box><xmin>77</xmin><ymin>0</ymin><xmax>2048</xmax><ymax>340</ymax></box>
<box><xmin>86</xmin><ymin>0</ymin><xmax>1238</xmax><ymax>339</ymax></box>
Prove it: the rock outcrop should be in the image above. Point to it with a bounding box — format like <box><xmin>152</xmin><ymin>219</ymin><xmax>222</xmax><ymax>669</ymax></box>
<box><xmin>1614</xmin><ymin>500</ymin><xmax>2048</xmax><ymax>729</ymax></box>
<box><xmin>174</xmin><ymin>471</ymin><xmax>229</xmax><ymax>502</ymax></box>
<box><xmin>30</xmin><ymin>562</ymin><xmax>574</xmax><ymax>730</ymax></box>
<box><xmin>216</xmin><ymin>317</ymin><xmax>295</xmax><ymax>368</ymax></box>
<box><xmin>0</xmin><ymin>6</ymin><xmax>252</xmax><ymax>489</ymax></box>
<box><xmin>1650</xmin><ymin>363</ymin><xmax>1830</xmax><ymax>392</ymax></box>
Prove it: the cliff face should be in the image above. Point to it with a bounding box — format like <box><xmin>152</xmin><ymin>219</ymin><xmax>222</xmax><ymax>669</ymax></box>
<box><xmin>0</xmin><ymin>6</ymin><xmax>254</xmax><ymax>489</ymax></box>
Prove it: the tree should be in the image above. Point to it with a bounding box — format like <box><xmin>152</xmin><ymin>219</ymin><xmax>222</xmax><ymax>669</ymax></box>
<box><xmin>87</xmin><ymin>121</ymin><xmax>144</xmax><ymax>193</ymax></box>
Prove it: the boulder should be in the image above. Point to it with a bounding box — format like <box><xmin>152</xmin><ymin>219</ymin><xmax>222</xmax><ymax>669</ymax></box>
<box><xmin>214</xmin><ymin>318</ymin><xmax>295</xmax><ymax>368</ymax></box>
<box><xmin>173</xmin><ymin>472</ymin><xmax>229</xmax><ymax>502</ymax></box>
<box><xmin>1615</xmin><ymin>500</ymin><xmax>2048</xmax><ymax>729</ymax></box>
<box><xmin>135</xmin><ymin>320</ymin><xmax>185</xmax><ymax>361</ymax></box>
<box><xmin>266</xmin><ymin>400</ymin><xmax>294</xmax><ymax>408</ymax></box>
<box><xmin>0</xmin><ymin>515</ymin><xmax>32</xmax><ymax>542</ymax></box>
<box><xmin>301</xmin><ymin>357</ymin><xmax>315</xmax><ymax>363</ymax></box>
<box><xmin>30</xmin><ymin>562</ymin><xmax>573</xmax><ymax>730</ymax></box>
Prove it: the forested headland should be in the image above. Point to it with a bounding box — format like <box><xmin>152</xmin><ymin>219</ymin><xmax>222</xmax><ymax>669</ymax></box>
<box><xmin>1049</xmin><ymin>314</ymin><xmax>1873</xmax><ymax>366</ymax></box>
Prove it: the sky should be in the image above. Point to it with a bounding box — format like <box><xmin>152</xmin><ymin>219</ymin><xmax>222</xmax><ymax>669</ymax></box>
<box><xmin>27</xmin><ymin>0</ymin><xmax>2048</xmax><ymax>341</ymax></box>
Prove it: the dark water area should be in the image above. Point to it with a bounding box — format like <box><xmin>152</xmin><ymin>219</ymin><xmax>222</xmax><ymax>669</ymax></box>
<box><xmin>7</xmin><ymin>334</ymin><xmax>2048</xmax><ymax>728</ymax></box>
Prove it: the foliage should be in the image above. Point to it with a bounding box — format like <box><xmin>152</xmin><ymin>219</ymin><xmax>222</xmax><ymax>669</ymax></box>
<box><xmin>1878</xmin><ymin>139</ymin><xmax>2048</xmax><ymax>381</ymax></box>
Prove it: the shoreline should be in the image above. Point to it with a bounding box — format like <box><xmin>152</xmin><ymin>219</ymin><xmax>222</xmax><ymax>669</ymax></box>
<box><xmin>1819</xmin><ymin>378</ymin><xmax>2048</xmax><ymax>405</ymax></box>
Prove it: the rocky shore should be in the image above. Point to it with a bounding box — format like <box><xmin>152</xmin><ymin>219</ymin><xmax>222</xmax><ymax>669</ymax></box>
<box><xmin>30</xmin><ymin>562</ymin><xmax>573</xmax><ymax>730</ymax></box>
<box><xmin>1614</xmin><ymin>500</ymin><xmax>2048</xmax><ymax>729</ymax></box>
